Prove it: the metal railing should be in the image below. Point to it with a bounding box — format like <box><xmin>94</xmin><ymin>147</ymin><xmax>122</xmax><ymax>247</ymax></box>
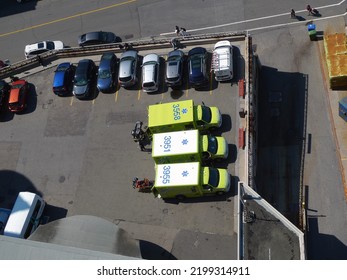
<box><xmin>0</xmin><ymin>31</ymin><xmax>246</xmax><ymax>80</ymax></box>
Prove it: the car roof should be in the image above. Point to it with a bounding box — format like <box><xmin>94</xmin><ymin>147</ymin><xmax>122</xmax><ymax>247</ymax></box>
<box><xmin>76</xmin><ymin>59</ymin><xmax>93</xmax><ymax>74</ymax></box>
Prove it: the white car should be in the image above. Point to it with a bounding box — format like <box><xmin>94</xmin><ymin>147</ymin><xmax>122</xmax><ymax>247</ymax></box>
<box><xmin>212</xmin><ymin>40</ymin><xmax>234</xmax><ymax>82</ymax></box>
<box><xmin>24</xmin><ymin>40</ymin><xmax>64</xmax><ymax>59</ymax></box>
<box><xmin>141</xmin><ymin>53</ymin><xmax>160</xmax><ymax>93</ymax></box>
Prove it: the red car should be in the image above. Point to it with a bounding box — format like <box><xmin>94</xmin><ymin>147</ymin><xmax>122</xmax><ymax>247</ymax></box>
<box><xmin>8</xmin><ymin>79</ymin><xmax>28</xmax><ymax>113</ymax></box>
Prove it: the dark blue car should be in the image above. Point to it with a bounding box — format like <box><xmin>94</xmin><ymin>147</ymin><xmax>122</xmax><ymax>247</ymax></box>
<box><xmin>97</xmin><ymin>53</ymin><xmax>117</xmax><ymax>93</ymax></box>
<box><xmin>52</xmin><ymin>62</ymin><xmax>75</xmax><ymax>96</ymax></box>
<box><xmin>188</xmin><ymin>47</ymin><xmax>209</xmax><ymax>88</ymax></box>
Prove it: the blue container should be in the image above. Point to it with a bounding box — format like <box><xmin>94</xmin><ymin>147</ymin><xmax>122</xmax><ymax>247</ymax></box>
<box><xmin>308</xmin><ymin>24</ymin><xmax>316</xmax><ymax>31</ymax></box>
<box><xmin>339</xmin><ymin>97</ymin><xmax>347</xmax><ymax>122</ymax></box>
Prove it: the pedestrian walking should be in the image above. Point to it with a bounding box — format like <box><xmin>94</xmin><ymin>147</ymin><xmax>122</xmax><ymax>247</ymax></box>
<box><xmin>306</xmin><ymin>4</ymin><xmax>312</xmax><ymax>15</ymax></box>
<box><xmin>179</xmin><ymin>27</ymin><xmax>188</xmax><ymax>37</ymax></box>
<box><xmin>290</xmin><ymin>9</ymin><xmax>296</xmax><ymax>19</ymax></box>
<box><xmin>175</xmin><ymin>25</ymin><xmax>180</xmax><ymax>36</ymax></box>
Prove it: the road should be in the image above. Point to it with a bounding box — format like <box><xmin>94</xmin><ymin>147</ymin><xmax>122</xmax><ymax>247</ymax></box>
<box><xmin>1</xmin><ymin>0</ymin><xmax>347</xmax><ymax>260</ymax></box>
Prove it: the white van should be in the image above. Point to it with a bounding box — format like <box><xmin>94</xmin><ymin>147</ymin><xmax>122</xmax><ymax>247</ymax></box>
<box><xmin>212</xmin><ymin>40</ymin><xmax>234</xmax><ymax>82</ymax></box>
<box><xmin>4</xmin><ymin>192</ymin><xmax>45</xmax><ymax>239</ymax></box>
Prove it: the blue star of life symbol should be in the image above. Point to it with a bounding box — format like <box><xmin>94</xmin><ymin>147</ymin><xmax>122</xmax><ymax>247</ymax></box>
<box><xmin>182</xmin><ymin>139</ymin><xmax>188</xmax><ymax>145</ymax></box>
<box><xmin>181</xmin><ymin>108</ymin><xmax>188</xmax><ymax>114</ymax></box>
<box><xmin>182</xmin><ymin>170</ymin><xmax>189</xmax><ymax>177</ymax></box>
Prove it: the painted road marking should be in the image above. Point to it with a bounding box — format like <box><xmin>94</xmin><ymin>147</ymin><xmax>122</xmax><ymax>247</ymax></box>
<box><xmin>160</xmin><ymin>0</ymin><xmax>346</xmax><ymax>36</ymax></box>
<box><xmin>0</xmin><ymin>0</ymin><xmax>137</xmax><ymax>37</ymax></box>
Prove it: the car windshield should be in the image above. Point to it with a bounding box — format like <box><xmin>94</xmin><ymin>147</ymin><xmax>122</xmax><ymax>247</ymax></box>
<box><xmin>74</xmin><ymin>76</ymin><xmax>87</xmax><ymax>86</ymax></box>
<box><xmin>46</xmin><ymin>41</ymin><xmax>55</xmax><ymax>50</ymax></box>
<box><xmin>207</xmin><ymin>137</ymin><xmax>218</xmax><ymax>154</ymax></box>
<box><xmin>143</xmin><ymin>61</ymin><xmax>157</xmax><ymax>66</ymax></box>
<box><xmin>12</xmin><ymin>84</ymin><xmax>23</xmax><ymax>89</ymax></box>
<box><xmin>208</xmin><ymin>168</ymin><xmax>219</xmax><ymax>188</ymax></box>
<box><xmin>56</xmin><ymin>65</ymin><xmax>69</xmax><ymax>72</ymax></box>
<box><xmin>121</xmin><ymin>57</ymin><xmax>134</xmax><ymax>62</ymax></box>
<box><xmin>119</xmin><ymin>76</ymin><xmax>132</xmax><ymax>82</ymax></box>
<box><xmin>143</xmin><ymin>82</ymin><xmax>155</xmax><ymax>88</ymax></box>
<box><xmin>201</xmin><ymin>105</ymin><xmax>212</xmax><ymax>123</ymax></box>
<box><xmin>168</xmin><ymin>55</ymin><xmax>181</xmax><ymax>62</ymax></box>
<box><xmin>98</xmin><ymin>69</ymin><xmax>111</xmax><ymax>79</ymax></box>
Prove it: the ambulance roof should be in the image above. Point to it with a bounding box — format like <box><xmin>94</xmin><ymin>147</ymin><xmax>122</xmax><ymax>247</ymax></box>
<box><xmin>148</xmin><ymin>100</ymin><xmax>194</xmax><ymax>127</ymax></box>
<box><xmin>155</xmin><ymin>162</ymin><xmax>200</xmax><ymax>187</ymax></box>
<box><xmin>152</xmin><ymin>130</ymin><xmax>199</xmax><ymax>157</ymax></box>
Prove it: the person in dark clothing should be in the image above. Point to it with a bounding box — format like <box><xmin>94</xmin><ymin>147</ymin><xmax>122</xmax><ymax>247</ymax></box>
<box><xmin>290</xmin><ymin>9</ymin><xmax>296</xmax><ymax>19</ymax></box>
<box><xmin>175</xmin><ymin>26</ymin><xmax>180</xmax><ymax>36</ymax></box>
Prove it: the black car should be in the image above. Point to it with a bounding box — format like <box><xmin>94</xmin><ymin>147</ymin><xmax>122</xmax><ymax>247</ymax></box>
<box><xmin>188</xmin><ymin>47</ymin><xmax>209</xmax><ymax>88</ymax></box>
<box><xmin>78</xmin><ymin>31</ymin><xmax>118</xmax><ymax>47</ymax></box>
<box><xmin>97</xmin><ymin>53</ymin><xmax>117</xmax><ymax>93</ymax></box>
<box><xmin>73</xmin><ymin>59</ymin><xmax>97</xmax><ymax>99</ymax></box>
<box><xmin>52</xmin><ymin>62</ymin><xmax>75</xmax><ymax>96</ymax></box>
<box><xmin>0</xmin><ymin>80</ymin><xmax>10</xmax><ymax>112</ymax></box>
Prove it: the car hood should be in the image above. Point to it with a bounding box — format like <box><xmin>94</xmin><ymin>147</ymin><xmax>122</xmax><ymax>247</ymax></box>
<box><xmin>97</xmin><ymin>77</ymin><xmax>112</xmax><ymax>89</ymax></box>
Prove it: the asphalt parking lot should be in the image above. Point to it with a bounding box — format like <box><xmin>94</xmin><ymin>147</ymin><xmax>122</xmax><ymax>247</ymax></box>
<box><xmin>0</xmin><ymin>39</ymin><xmax>246</xmax><ymax>259</ymax></box>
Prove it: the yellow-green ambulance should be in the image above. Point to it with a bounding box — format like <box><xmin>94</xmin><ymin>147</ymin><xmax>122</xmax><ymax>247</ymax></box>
<box><xmin>152</xmin><ymin>162</ymin><xmax>231</xmax><ymax>199</ymax></box>
<box><xmin>147</xmin><ymin>100</ymin><xmax>222</xmax><ymax>135</ymax></box>
<box><xmin>152</xmin><ymin>130</ymin><xmax>228</xmax><ymax>164</ymax></box>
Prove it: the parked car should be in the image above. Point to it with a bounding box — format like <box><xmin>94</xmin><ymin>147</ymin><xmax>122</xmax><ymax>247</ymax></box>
<box><xmin>78</xmin><ymin>31</ymin><xmax>118</xmax><ymax>47</ymax></box>
<box><xmin>0</xmin><ymin>80</ymin><xmax>10</xmax><ymax>112</ymax></box>
<box><xmin>97</xmin><ymin>53</ymin><xmax>117</xmax><ymax>93</ymax></box>
<box><xmin>165</xmin><ymin>50</ymin><xmax>185</xmax><ymax>88</ymax></box>
<box><xmin>212</xmin><ymin>40</ymin><xmax>234</xmax><ymax>82</ymax></box>
<box><xmin>52</xmin><ymin>62</ymin><xmax>75</xmax><ymax>96</ymax></box>
<box><xmin>142</xmin><ymin>53</ymin><xmax>160</xmax><ymax>93</ymax></box>
<box><xmin>188</xmin><ymin>47</ymin><xmax>209</xmax><ymax>88</ymax></box>
<box><xmin>73</xmin><ymin>59</ymin><xmax>97</xmax><ymax>99</ymax></box>
<box><xmin>24</xmin><ymin>40</ymin><xmax>64</xmax><ymax>59</ymax></box>
<box><xmin>118</xmin><ymin>50</ymin><xmax>138</xmax><ymax>88</ymax></box>
<box><xmin>8</xmin><ymin>79</ymin><xmax>29</xmax><ymax>113</ymax></box>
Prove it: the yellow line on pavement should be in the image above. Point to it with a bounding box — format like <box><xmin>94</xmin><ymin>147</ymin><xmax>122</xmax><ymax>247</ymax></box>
<box><xmin>115</xmin><ymin>89</ymin><xmax>119</xmax><ymax>103</ymax></box>
<box><xmin>0</xmin><ymin>0</ymin><xmax>137</xmax><ymax>37</ymax></box>
<box><xmin>70</xmin><ymin>97</ymin><xmax>74</xmax><ymax>106</ymax></box>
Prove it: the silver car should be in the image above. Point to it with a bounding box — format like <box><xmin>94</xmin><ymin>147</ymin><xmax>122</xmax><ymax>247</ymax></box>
<box><xmin>118</xmin><ymin>50</ymin><xmax>138</xmax><ymax>88</ymax></box>
<box><xmin>165</xmin><ymin>50</ymin><xmax>184</xmax><ymax>88</ymax></box>
<box><xmin>142</xmin><ymin>53</ymin><xmax>160</xmax><ymax>93</ymax></box>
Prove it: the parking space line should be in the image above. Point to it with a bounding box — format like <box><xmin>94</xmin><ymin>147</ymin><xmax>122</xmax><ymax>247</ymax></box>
<box><xmin>138</xmin><ymin>88</ymin><xmax>141</xmax><ymax>100</ymax></box>
<box><xmin>70</xmin><ymin>97</ymin><xmax>74</xmax><ymax>106</ymax></box>
<box><xmin>115</xmin><ymin>89</ymin><xmax>119</xmax><ymax>103</ymax></box>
